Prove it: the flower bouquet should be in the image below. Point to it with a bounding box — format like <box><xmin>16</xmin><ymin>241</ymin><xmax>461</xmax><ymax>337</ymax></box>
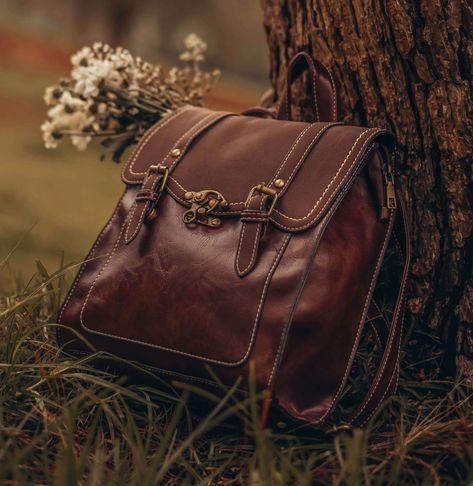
<box><xmin>41</xmin><ymin>34</ymin><xmax>219</xmax><ymax>162</ymax></box>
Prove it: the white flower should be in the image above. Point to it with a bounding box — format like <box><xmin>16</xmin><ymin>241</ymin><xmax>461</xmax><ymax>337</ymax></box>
<box><xmin>184</xmin><ymin>33</ymin><xmax>207</xmax><ymax>53</ymax></box>
<box><xmin>71</xmin><ymin>134</ymin><xmax>91</xmax><ymax>151</ymax></box>
<box><xmin>70</xmin><ymin>46</ymin><xmax>92</xmax><ymax>67</ymax></box>
<box><xmin>41</xmin><ymin>121</ymin><xmax>59</xmax><ymax>149</ymax></box>
<box><xmin>180</xmin><ymin>33</ymin><xmax>207</xmax><ymax>63</ymax></box>
<box><xmin>43</xmin><ymin>86</ymin><xmax>58</xmax><ymax>105</ymax></box>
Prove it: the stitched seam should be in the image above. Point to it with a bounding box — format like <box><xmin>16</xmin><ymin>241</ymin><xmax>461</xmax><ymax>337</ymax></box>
<box><xmin>269</xmin><ymin>124</ymin><xmax>338</xmax><ymax>200</ymax></box>
<box><xmin>235</xmin><ymin>222</ymin><xmax>247</xmax><ymax>275</ymax></box>
<box><xmin>360</xmin><ymin>359</ymin><xmax>398</xmax><ymax>426</ymax></box>
<box><xmin>317</xmin><ymin>212</ymin><xmax>395</xmax><ymax>423</ymax></box>
<box><xmin>57</xmin><ymin>194</ymin><xmax>124</xmax><ymax>344</ymax></box>
<box><xmin>124</xmin><ymin>173</ymin><xmax>156</xmax><ymax>243</ymax></box>
<box><xmin>162</xmin><ymin>123</ymin><xmax>333</xmax><ymax>213</ymax></box>
<box><xmin>270</xmin><ymin>131</ymin><xmax>381</xmax><ymax>230</ymax></box>
<box><xmin>355</xmin><ymin>232</ymin><xmax>409</xmax><ymax>422</ymax></box>
<box><xmin>277</xmin><ymin>123</ymin><xmax>337</xmax><ymax>193</ymax></box>
<box><xmin>239</xmin><ymin>223</ymin><xmax>262</xmax><ymax>275</ymax></box>
<box><xmin>272</xmin><ymin>128</ymin><xmax>377</xmax><ymax>222</ymax></box>
<box><xmin>80</xmin><ymin>222</ymin><xmax>290</xmax><ymax>366</ymax></box>
<box><xmin>169</xmin><ymin>176</ymin><xmax>187</xmax><ymax>192</ymax></box>
<box><xmin>312</xmin><ymin>63</ymin><xmax>320</xmax><ymax>122</ymax></box>
<box><xmin>320</xmin><ymin>60</ymin><xmax>338</xmax><ymax>121</ymax></box>
<box><xmin>241</xmin><ymin>218</ymin><xmax>268</xmax><ymax>223</ymax></box>
<box><xmin>236</xmin><ymin>196</ymin><xmax>265</xmax><ymax>275</ymax></box>
<box><xmin>123</xmin><ymin>107</ymin><xmax>189</xmax><ymax>179</ymax></box>
<box><xmin>271</xmin><ymin>125</ymin><xmax>313</xmax><ymax>182</ymax></box>
<box><xmin>266</xmin><ymin>222</ymin><xmax>327</xmax><ymax>388</ymax></box>
<box><xmin>166</xmin><ymin>112</ymin><xmax>223</xmax><ymax>172</ymax></box>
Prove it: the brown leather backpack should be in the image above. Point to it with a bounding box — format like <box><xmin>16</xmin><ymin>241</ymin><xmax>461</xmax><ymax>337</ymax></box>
<box><xmin>57</xmin><ymin>53</ymin><xmax>410</xmax><ymax>428</ymax></box>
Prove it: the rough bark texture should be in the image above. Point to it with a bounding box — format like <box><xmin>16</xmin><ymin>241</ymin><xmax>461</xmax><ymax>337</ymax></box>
<box><xmin>261</xmin><ymin>0</ymin><xmax>473</xmax><ymax>369</ymax></box>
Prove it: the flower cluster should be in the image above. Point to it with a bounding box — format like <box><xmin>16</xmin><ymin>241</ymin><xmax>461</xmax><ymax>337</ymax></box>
<box><xmin>41</xmin><ymin>34</ymin><xmax>219</xmax><ymax>161</ymax></box>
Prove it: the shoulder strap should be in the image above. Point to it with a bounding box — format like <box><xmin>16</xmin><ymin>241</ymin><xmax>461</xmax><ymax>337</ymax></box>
<box><xmin>348</xmin><ymin>195</ymin><xmax>411</xmax><ymax>427</ymax></box>
<box><xmin>277</xmin><ymin>52</ymin><xmax>338</xmax><ymax>122</ymax></box>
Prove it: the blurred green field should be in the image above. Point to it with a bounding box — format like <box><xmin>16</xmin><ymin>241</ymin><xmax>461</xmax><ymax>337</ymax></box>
<box><xmin>0</xmin><ymin>64</ymin><xmax>123</xmax><ymax>282</ymax></box>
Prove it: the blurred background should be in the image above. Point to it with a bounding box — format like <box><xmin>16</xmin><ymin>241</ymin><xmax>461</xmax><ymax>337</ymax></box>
<box><xmin>0</xmin><ymin>0</ymin><xmax>268</xmax><ymax>282</ymax></box>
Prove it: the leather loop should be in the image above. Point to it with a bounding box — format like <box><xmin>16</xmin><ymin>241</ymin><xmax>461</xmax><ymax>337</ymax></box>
<box><xmin>277</xmin><ymin>52</ymin><xmax>338</xmax><ymax>122</ymax></box>
<box><xmin>124</xmin><ymin>169</ymin><xmax>165</xmax><ymax>245</ymax></box>
<box><xmin>235</xmin><ymin>194</ymin><xmax>268</xmax><ymax>278</ymax></box>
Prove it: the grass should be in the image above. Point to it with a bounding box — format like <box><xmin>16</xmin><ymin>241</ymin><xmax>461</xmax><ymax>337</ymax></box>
<box><xmin>0</xmin><ymin>253</ymin><xmax>472</xmax><ymax>486</ymax></box>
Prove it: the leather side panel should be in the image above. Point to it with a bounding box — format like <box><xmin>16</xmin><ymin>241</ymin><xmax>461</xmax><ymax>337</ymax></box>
<box><xmin>272</xmin><ymin>160</ymin><xmax>391</xmax><ymax>424</ymax></box>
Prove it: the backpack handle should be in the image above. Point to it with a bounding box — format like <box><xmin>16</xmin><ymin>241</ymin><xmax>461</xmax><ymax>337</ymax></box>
<box><xmin>277</xmin><ymin>52</ymin><xmax>338</xmax><ymax>122</ymax></box>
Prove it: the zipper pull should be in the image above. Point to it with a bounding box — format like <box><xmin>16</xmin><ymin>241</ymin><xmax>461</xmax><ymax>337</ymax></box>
<box><xmin>380</xmin><ymin>163</ymin><xmax>397</xmax><ymax>221</ymax></box>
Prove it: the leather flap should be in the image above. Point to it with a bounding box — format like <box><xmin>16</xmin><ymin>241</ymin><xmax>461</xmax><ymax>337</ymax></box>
<box><xmin>122</xmin><ymin>106</ymin><xmax>394</xmax><ymax>232</ymax></box>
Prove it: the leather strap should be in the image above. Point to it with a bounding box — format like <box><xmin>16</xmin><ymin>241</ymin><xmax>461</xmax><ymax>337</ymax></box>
<box><xmin>277</xmin><ymin>52</ymin><xmax>338</xmax><ymax>122</ymax></box>
<box><xmin>349</xmin><ymin>195</ymin><xmax>411</xmax><ymax>427</ymax></box>
<box><xmin>235</xmin><ymin>193</ymin><xmax>269</xmax><ymax>277</ymax></box>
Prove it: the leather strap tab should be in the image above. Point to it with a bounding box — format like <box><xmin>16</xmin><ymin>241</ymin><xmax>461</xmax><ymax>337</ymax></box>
<box><xmin>235</xmin><ymin>193</ymin><xmax>268</xmax><ymax>277</ymax></box>
<box><xmin>125</xmin><ymin>165</ymin><xmax>167</xmax><ymax>245</ymax></box>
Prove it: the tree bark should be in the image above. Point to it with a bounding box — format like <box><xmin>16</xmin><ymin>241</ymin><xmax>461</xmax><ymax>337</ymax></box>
<box><xmin>261</xmin><ymin>0</ymin><xmax>473</xmax><ymax>370</ymax></box>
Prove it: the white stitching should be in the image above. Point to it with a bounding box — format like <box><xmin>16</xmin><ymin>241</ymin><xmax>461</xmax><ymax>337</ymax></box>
<box><xmin>266</xmin><ymin>221</ymin><xmax>327</xmax><ymax>388</ymax></box>
<box><xmin>271</xmin><ymin>125</ymin><xmax>313</xmax><ymax>182</ymax></box>
<box><xmin>57</xmin><ymin>193</ymin><xmax>124</xmax><ymax>343</ymax></box>
<box><xmin>312</xmin><ymin>61</ymin><xmax>320</xmax><ymax>122</ymax></box>
<box><xmin>80</xmin><ymin>218</ymin><xmax>291</xmax><ymax>366</ymax></box>
<box><xmin>166</xmin><ymin>112</ymin><xmax>222</xmax><ymax>171</ymax></box>
<box><xmin>236</xmin><ymin>222</ymin><xmax>262</xmax><ymax>276</ymax></box>
<box><xmin>122</xmin><ymin>107</ymin><xmax>190</xmax><ymax>180</ymax></box>
<box><xmin>273</xmin><ymin>128</ymin><xmax>377</xmax><ymax>222</ymax></box>
<box><xmin>318</xmin><ymin>60</ymin><xmax>338</xmax><ymax>121</ymax></box>
<box><xmin>169</xmin><ymin>176</ymin><xmax>187</xmax><ymax>192</ymax></box>
<box><xmin>166</xmin><ymin>128</ymin><xmax>381</xmax><ymax>233</ymax></box>
<box><xmin>316</xmin><ymin>211</ymin><xmax>395</xmax><ymax>424</ymax></box>
<box><xmin>275</xmin><ymin>123</ymin><xmax>337</xmax><ymax>193</ymax></box>
<box><xmin>235</xmin><ymin>196</ymin><xmax>265</xmax><ymax>276</ymax></box>
<box><xmin>124</xmin><ymin>173</ymin><xmax>155</xmax><ymax>243</ymax></box>
<box><xmin>354</xmin><ymin>226</ymin><xmax>409</xmax><ymax>423</ymax></box>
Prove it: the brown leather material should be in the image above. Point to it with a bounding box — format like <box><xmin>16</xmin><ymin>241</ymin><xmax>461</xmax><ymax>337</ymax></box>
<box><xmin>235</xmin><ymin>192</ymin><xmax>269</xmax><ymax>277</ymax></box>
<box><xmin>57</xmin><ymin>52</ymin><xmax>410</xmax><ymax>428</ymax></box>
<box><xmin>122</xmin><ymin>107</ymin><xmax>393</xmax><ymax>233</ymax></box>
<box><xmin>277</xmin><ymin>52</ymin><xmax>338</xmax><ymax>122</ymax></box>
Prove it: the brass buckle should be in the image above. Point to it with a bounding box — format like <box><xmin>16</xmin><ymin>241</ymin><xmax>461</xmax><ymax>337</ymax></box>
<box><xmin>183</xmin><ymin>189</ymin><xmax>228</xmax><ymax>228</ymax></box>
<box><xmin>245</xmin><ymin>183</ymin><xmax>279</xmax><ymax>216</ymax></box>
<box><xmin>144</xmin><ymin>164</ymin><xmax>169</xmax><ymax>222</ymax></box>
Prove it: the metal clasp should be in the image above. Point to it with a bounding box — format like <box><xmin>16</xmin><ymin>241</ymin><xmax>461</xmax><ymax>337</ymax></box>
<box><xmin>183</xmin><ymin>189</ymin><xmax>228</xmax><ymax>228</ymax></box>
<box><xmin>245</xmin><ymin>183</ymin><xmax>279</xmax><ymax>216</ymax></box>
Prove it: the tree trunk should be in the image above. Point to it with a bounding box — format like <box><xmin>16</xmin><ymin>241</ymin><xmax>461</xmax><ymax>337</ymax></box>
<box><xmin>261</xmin><ymin>0</ymin><xmax>473</xmax><ymax>371</ymax></box>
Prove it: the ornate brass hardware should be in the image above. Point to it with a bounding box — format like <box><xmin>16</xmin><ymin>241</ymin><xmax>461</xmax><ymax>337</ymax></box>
<box><xmin>183</xmin><ymin>190</ymin><xmax>228</xmax><ymax>228</ymax></box>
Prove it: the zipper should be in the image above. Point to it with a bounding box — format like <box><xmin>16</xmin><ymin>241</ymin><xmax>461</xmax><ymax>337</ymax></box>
<box><xmin>380</xmin><ymin>161</ymin><xmax>397</xmax><ymax>221</ymax></box>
